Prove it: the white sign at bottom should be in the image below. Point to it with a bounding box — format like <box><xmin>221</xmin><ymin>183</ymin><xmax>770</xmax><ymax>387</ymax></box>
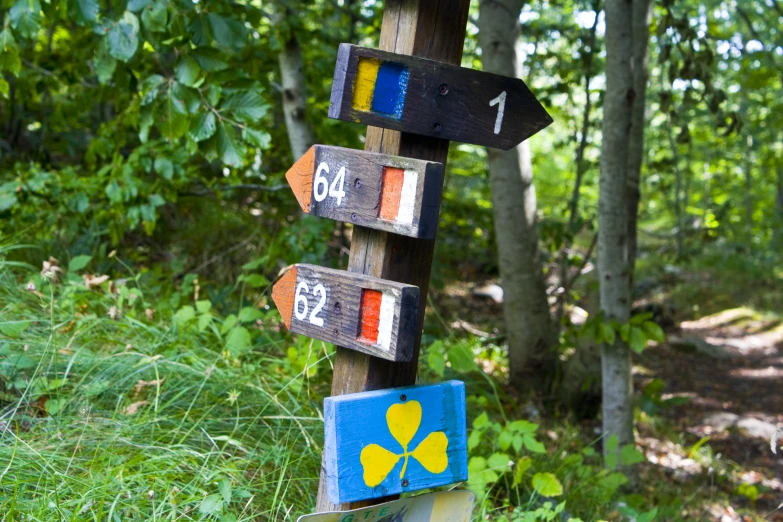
<box><xmin>296</xmin><ymin>491</ymin><xmax>475</xmax><ymax>522</ymax></box>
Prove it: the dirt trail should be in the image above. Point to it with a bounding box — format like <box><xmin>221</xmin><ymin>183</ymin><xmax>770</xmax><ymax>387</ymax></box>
<box><xmin>637</xmin><ymin>308</ymin><xmax>783</xmax><ymax>518</ymax></box>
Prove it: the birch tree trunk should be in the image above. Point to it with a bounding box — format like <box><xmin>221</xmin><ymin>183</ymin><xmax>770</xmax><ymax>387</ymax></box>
<box><xmin>599</xmin><ymin>0</ymin><xmax>635</xmax><ymax>456</ymax></box>
<box><xmin>278</xmin><ymin>29</ymin><xmax>316</xmax><ymax>160</ymax></box>
<box><xmin>626</xmin><ymin>0</ymin><xmax>653</xmax><ymax>272</ymax></box>
<box><xmin>478</xmin><ymin>0</ymin><xmax>556</xmax><ymax>393</ymax></box>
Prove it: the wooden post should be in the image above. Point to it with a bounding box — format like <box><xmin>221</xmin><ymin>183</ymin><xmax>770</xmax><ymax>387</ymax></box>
<box><xmin>315</xmin><ymin>0</ymin><xmax>471</xmax><ymax>511</ymax></box>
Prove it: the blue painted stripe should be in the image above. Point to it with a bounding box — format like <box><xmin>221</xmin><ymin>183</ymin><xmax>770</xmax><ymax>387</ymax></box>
<box><xmin>370</xmin><ymin>62</ymin><xmax>409</xmax><ymax>120</ymax></box>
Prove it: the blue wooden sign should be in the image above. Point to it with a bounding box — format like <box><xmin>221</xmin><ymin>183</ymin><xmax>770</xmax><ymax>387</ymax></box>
<box><xmin>323</xmin><ymin>381</ymin><xmax>468</xmax><ymax>504</ymax></box>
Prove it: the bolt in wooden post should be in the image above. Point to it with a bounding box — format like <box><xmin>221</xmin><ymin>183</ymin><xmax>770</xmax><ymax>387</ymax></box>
<box><xmin>315</xmin><ymin>0</ymin><xmax>471</xmax><ymax>511</ymax></box>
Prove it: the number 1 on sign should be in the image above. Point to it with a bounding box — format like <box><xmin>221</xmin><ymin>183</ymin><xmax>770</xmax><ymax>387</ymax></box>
<box><xmin>489</xmin><ymin>91</ymin><xmax>506</xmax><ymax>135</ymax></box>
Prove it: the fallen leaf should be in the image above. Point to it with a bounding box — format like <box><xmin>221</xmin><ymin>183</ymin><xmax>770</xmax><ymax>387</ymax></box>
<box><xmin>123</xmin><ymin>401</ymin><xmax>150</xmax><ymax>415</ymax></box>
<box><xmin>83</xmin><ymin>274</ymin><xmax>110</xmax><ymax>289</ymax></box>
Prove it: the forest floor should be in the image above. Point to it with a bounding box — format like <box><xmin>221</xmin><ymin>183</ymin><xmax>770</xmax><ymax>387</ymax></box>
<box><xmin>639</xmin><ymin>308</ymin><xmax>783</xmax><ymax>520</ymax></box>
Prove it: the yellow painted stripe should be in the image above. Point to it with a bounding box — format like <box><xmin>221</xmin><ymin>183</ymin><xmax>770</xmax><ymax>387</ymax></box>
<box><xmin>352</xmin><ymin>57</ymin><xmax>381</xmax><ymax>112</ymax></box>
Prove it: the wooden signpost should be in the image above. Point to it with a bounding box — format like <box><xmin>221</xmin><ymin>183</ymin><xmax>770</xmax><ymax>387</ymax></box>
<box><xmin>268</xmin><ymin>0</ymin><xmax>551</xmax><ymax>513</ymax></box>
<box><xmin>286</xmin><ymin>145</ymin><xmax>444</xmax><ymax>239</ymax></box>
<box><xmin>323</xmin><ymin>381</ymin><xmax>467</xmax><ymax>504</ymax></box>
<box><xmin>329</xmin><ymin>44</ymin><xmax>553</xmax><ymax>150</ymax></box>
<box><xmin>296</xmin><ymin>491</ymin><xmax>475</xmax><ymax>522</ymax></box>
<box><xmin>271</xmin><ymin>264</ymin><xmax>420</xmax><ymax>361</ymax></box>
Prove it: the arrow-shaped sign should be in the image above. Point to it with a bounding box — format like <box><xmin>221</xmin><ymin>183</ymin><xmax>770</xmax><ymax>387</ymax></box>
<box><xmin>286</xmin><ymin>145</ymin><xmax>443</xmax><ymax>239</ymax></box>
<box><xmin>271</xmin><ymin>264</ymin><xmax>419</xmax><ymax>361</ymax></box>
<box><xmin>329</xmin><ymin>44</ymin><xmax>553</xmax><ymax>150</ymax></box>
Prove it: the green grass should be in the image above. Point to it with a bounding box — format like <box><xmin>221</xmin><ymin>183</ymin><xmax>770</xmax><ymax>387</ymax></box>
<box><xmin>0</xmin><ymin>259</ymin><xmax>324</xmax><ymax>521</ymax></box>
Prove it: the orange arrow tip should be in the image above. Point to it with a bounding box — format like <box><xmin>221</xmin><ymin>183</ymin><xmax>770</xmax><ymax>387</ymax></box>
<box><xmin>285</xmin><ymin>146</ymin><xmax>316</xmax><ymax>213</ymax></box>
<box><xmin>271</xmin><ymin>265</ymin><xmax>298</xmax><ymax>329</ymax></box>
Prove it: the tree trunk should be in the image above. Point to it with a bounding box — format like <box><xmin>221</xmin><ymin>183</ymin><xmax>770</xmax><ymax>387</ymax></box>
<box><xmin>599</xmin><ymin>0</ymin><xmax>635</xmax><ymax>458</ymax></box>
<box><xmin>478</xmin><ymin>0</ymin><xmax>556</xmax><ymax>394</ymax></box>
<box><xmin>278</xmin><ymin>30</ymin><xmax>315</xmax><ymax>160</ymax></box>
<box><xmin>626</xmin><ymin>0</ymin><xmax>653</xmax><ymax>272</ymax></box>
<box><xmin>667</xmin><ymin>120</ymin><xmax>685</xmax><ymax>259</ymax></box>
<box><xmin>776</xmin><ymin>162</ymin><xmax>783</xmax><ymax>247</ymax></box>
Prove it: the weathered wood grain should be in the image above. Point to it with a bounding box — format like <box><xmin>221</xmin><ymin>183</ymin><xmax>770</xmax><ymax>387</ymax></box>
<box><xmin>324</xmin><ymin>381</ymin><xmax>467</xmax><ymax>504</ymax></box>
<box><xmin>271</xmin><ymin>264</ymin><xmax>420</xmax><ymax>361</ymax></box>
<box><xmin>285</xmin><ymin>145</ymin><xmax>443</xmax><ymax>239</ymax></box>
<box><xmin>329</xmin><ymin>44</ymin><xmax>552</xmax><ymax>150</ymax></box>
<box><xmin>316</xmin><ymin>0</ymin><xmax>472</xmax><ymax>511</ymax></box>
<box><xmin>297</xmin><ymin>491</ymin><xmax>475</xmax><ymax>522</ymax></box>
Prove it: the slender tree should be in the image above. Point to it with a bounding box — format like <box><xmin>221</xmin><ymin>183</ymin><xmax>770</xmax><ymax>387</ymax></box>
<box><xmin>626</xmin><ymin>0</ymin><xmax>654</xmax><ymax>271</ymax></box>
<box><xmin>598</xmin><ymin>0</ymin><xmax>636</xmax><ymax>456</ymax></box>
<box><xmin>478</xmin><ymin>0</ymin><xmax>556</xmax><ymax>393</ymax></box>
<box><xmin>278</xmin><ymin>24</ymin><xmax>316</xmax><ymax>159</ymax></box>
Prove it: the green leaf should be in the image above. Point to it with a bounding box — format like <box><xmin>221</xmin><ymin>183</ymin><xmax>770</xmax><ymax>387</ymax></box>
<box><xmin>0</xmin><ymin>30</ymin><xmax>21</xmax><ymax>76</ymax></box>
<box><xmin>10</xmin><ymin>0</ymin><xmax>41</xmax><ymax>39</ymax></box>
<box><xmin>190</xmin><ymin>112</ymin><xmax>217</xmax><ymax>142</ymax></box>
<box><xmin>221</xmin><ymin>314</ymin><xmax>238</xmax><ymax>335</ymax></box>
<box><xmin>108</xmin><ymin>12</ymin><xmax>140</xmax><ymax>62</ymax></box>
<box><xmin>45</xmin><ymin>398</ymin><xmax>65</xmax><ymax>415</ymax></box>
<box><xmin>127</xmin><ymin>0</ymin><xmax>151</xmax><ymax>11</ymax></box>
<box><xmin>207</xmin><ymin>13</ymin><xmax>246</xmax><ymax>48</ymax></box>
<box><xmin>76</xmin><ymin>0</ymin><xmax>99</xmax><ymax>22</ymax></box>
<box><xmin>498</xmin><ymin>429</ymin><xmax>513</xmax><ymax>450</ymax></box>
<box><xmin>427</xmin><ymin>350</ymin><xmax>445</xmax><ymax>377</ymax></box>
<box><xmin>141</xmin><ymin>2</ymin><xmax>167</xmax><ymax>33</ymax></box>
<box><xmin>0</xmin><ymin>321</ymin><xmax>30</xmax><ymax>338</ymax></box>
<box><xmin>0</xmin><ymin>191</ymin><xmax>18</xmax><ymax>212</ymax></box>
<box><xmin>174</xmin><ymin>305</ymin><xmax>196</xmax><ymax>323</ymax></box>
<box><xmin>195</xmin><ymin>300</ymin><xmax>212</xmax><ymax>314</ymax></box>
<box><xmin>68</xmin><ymin>255</ymin><xmax>92</xmax><ymax>272</ymax></box>
<box><xmin>170</xmin><ymin>82</ymin><xmax>200</xmax><ymax>115</ymax></box>
<box><xmin>199</xmin><ymin>494</ymin><xmax>223</xmax><ymax>515</ymax></box>
<box><xmin>473</xmin><ymin>412</ymin><xmax>490</xmax><ymax>429</ymax></box>
<box><xmin>620</xmin><ymin>444</ymin><xmax>645</xmax><ymax>466</ymax></box>
<box><xmin>508</xmin><ymin>420</ymin><xmax>538</xmax><ymax>434</ymax></box>
<box><xmin>642</xmin><ymin>321</ymin><xmax>665</xmax><ymax>342</ymax></box>
<box><xmin>513</xmin><ymin>456</ymin><xmax>532</xmax><ymax>485</ymax></box>
<box><xmin>604</xmin><ymin>435</ymin><xmax>619</xmax><ymax>470</ymax></box>
<box><xmin>487</xmin><ymin>452</ymin><xmax>511</xmax><ymax>470</ymax></box>
<box><xmin>242</xmin><ymin>273</ymin><xmax>269</xmax><ymax>288</ymax></box>
<box><xmin>225</xmin><ymin>326</ymin><xmax>251</xmax><ymax>356</ymax></box>
<box><xmin>523</xmin><ymin>434</ymin><xmax>546</xmax><ymax>454</ymax></box>
<box><xmin>154</xmin><ymin>157</ymin><xmax>174</xmax><ymax>180</ymax></box>
<box><xmin>467</xmin><ymin>429</ymin><xmax>482</xmax><ymax>450</ymax></box>
<box><xmin>192</xmin><ymin>47</ymin><xmax>229</xmax><ymax>72</ymax></box>
<box><xmin>175</xmin><ymin>56</ymin><xmax>201</xmax><ymax>87</ymax></box>
<box><xmin>447</xmin><ymin>343</ymin><xmax>475</xmax><ymax>373</ymax></box>
<box><xmin>629</xmin><ymin>326</ymin><xmax>647</xmax><ymax>353</ymax></box>
<box><xmin>242</xmin><ymin>128</ymin><xmax>271</xmax><ymax>149</ymax></box>
<box><xmin>468</xmin><ymin>456</ymin><xmax>487</xmax><ymax>473</ymax></box>
<box><xmin>218</xmin><ymin>478</ymin><xmax>232</xmax><ymax>503</ymax></box>
<box><xmin>94</xmin><ymin>39</ymin><xmax>117</xmax><ymax>85</ymax></box>
<box><xmin>238</xmin><ymin>307</ymin><xmax>262</xmax><ymax>323</ymax></box>
<box><xmin>637</xmin><ymin>508</ymin><xmax>658</xmax><ymax>522</ymax></box>
<box><xmin>531</xmin><ymin>472</ymin><xmax>563</xmax><ymax>497</ymax></box>
<box><xmin>222</xmin><ymin>91</ymin><xmax>268</xmax><ymax>122</ymax></box>
<box><xmin>512</xmin><ymin>434</ymin><xmax>523</xmax><ymax>453</ymax></box>
<box><xmin>599</xmin><ymin>322</ymin><xmax>616</xmax><ymax>345</ymax></box>
<box><xmin>217</xmin><ymin>123</ymin><xmax>247</xmax><ymax>167</ymax></box>
<box><xmin>197</xmin><ymin>313</ymin><xmax>212</xmax><ymax>333</ymax></box>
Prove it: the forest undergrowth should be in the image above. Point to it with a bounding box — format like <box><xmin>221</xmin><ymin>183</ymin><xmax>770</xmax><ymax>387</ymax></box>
<box><xmin>0</xmin><ymin>243</ymin><xmax>779</xmax><ymax>521</ymax></box>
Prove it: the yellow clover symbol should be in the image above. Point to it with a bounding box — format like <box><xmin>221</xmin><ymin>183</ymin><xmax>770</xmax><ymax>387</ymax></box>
<box><xmin>360</xmin><ymin>400</ymin><xmax>449</xmax><ymax>488</ymax></box>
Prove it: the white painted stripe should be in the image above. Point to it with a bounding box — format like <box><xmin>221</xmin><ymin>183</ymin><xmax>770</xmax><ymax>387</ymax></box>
<box><xmin>376</xmin><ymin>292</ymin><xmax>396</xmax><ymax>351</ymax></box>
<box><xmin>396</xmin><ymin>170</ymin><xmax>418</xmax><ymax>225</ymax></box>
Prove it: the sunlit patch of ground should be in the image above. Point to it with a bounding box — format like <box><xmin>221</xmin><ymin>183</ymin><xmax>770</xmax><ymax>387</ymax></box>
<box><xmin>637</xmin><ymin>306</ymin><xmax>783</xmax><ymax>517</ymax></box>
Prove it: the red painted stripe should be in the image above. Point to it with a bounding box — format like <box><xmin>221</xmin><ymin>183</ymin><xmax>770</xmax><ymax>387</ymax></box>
<box><xmin>379</xmin><ymin>167</ymin><xmax>404</xmax><ymax>221</ymax></box>
<box><xmin>358</xmin><ymin>289</ymin><xmax>382</xmax><ymax>344</ymax></box>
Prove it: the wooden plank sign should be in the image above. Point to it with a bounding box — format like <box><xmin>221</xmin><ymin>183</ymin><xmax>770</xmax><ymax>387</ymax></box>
<box><xmin>323</xmin><ymin>381</ymin><xmax>468</xmax><ymax>504</ymax></box>
<box><xmin>297</xmin><ymin>491</ymin><xmax>475</xmax><ymax>522</ymax></box>
<box><xmin>271</xmin><ymin>264</ymin><xmax>419</xmax><ymax>361</ymax></box>
<box><xmin>329</xmin><ymin>44</ymin><xmax>553</xmax><ymax>150</ymax></box>
<box><xmin>286</xmin><ymin>145</ymin><xmax>443</xmax><ymax>239</ymax></box>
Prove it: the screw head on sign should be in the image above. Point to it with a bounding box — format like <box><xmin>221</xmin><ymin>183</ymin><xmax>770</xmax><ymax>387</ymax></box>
<box><xmin>432</xmin><ymin>123</ymin><xmax>441</xmax><ymax>133</ymax></box>
<box><xmin>351</xmin><ymin>213</ymin><xmax>358</xmax><ymax>221</ymax></box>
<box><xmin>402</xmin><ymin>479</ymin><xmax>409</xmax><ymax>487</ymax></box>
<box><xmin>334</xmin><ymin>302</ymin><xmax>341</xmax><ymax>314</ymax></box>
<box><xmin>438</xmin><ymin>84</ymin><xmax>449</xmax><ymax>95</ymax></box>
<box><xmin>354</xmin><ymin>178</ymin><xmax>361</xmax><ymax>189</ymax></box>
<box><xmin>400</xmin><ymin>394</ymin><xmax>407</xmax><ymax>402</ymax></box>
